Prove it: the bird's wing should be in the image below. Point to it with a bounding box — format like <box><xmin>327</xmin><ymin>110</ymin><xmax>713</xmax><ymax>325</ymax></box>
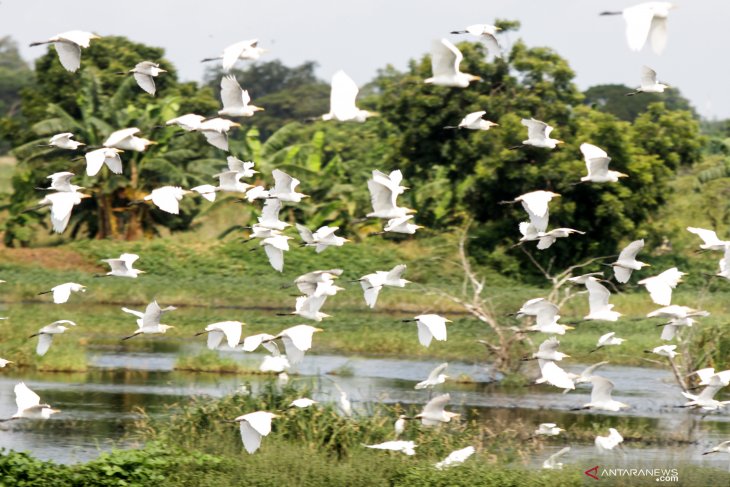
<box><xmin>50</xmin><ymin>172</ymin><xmax>74</xmax><ymax>189</ymax></box>
<box><xmin>426</xmin><ymin>362</ymin><xmax>449</xmax><ymax>382</ymax></box>
<box><xmin>239</xmin><ymin>421</ymin><xmax>262</xmax><ymax>454</ymax></box>
<box><xmin>698</xmin><ymin>384</ymin><xmax>722</xmax><ymax>402</ymax></box>
<box><xmin>271</xmin><ymin>169</ymin><xmax>296</xmax><ymax>194</ymax></box>
<box><xmin>422</xmin><ymin>393</ymin><xmax>450</xmax><ymax>416</ymax></box>
<box><xmin>361</xmin><ymin>279</ymin><xmax>382</xmax><ymax>308</ymax></box>
<box><xmin>367</xmin><ymin>180</ymin><xmax>397</xmax><ymax>214</ymax></box>
<box><xmin>687</xmin><ymin>227</ymin><xmax>721</xmax><ymax>246</ymax></box>
<box><xmin>296</xmin><ymin>281</ymin><xmax>317</xmax><ymax>296</ymax></box>
<box><xmin>586</xmin><ymin>278</ymin><xmax>611</xmax><ymax>309</ymax></box>
<box><xmin>639</xmin><ymin>277</ymin><xmax>672</xmax><ymax>306</ymax></box>
<box><xmin>430</xmin><ymin>39</ymin><xmax>460</xmax><ymax>77</ymax></box>
<box><xmin>54</xmin><ymin>41</ymin><xmax>82</xmax><ymax>72</ymax></box>
<box><xmin>581</xmin><ymin>361</ymin><xmax>609</xmax><ymax>377</ymax></box>
<box><xmin>547</xmin><ymin>447</ymin><xmax>571</xmax><ymax>465</ymax></box>
<box><xmin>121</xmin><ymin>307</ymin><xmax>145</xmax><ymax>319</ymax></box>
<box><xmin>52</xmin><ymin>284</ymin><xmax>72</xmax><ymax>304</ymax></box>
<box><xmin>104</xmin><ymin>151</ymin><xmax>123</xmax><ymax>174</ymax></box>
<box><xmin>142</xmin><ymin>300</ymin><xmax>163</xmax><ymax>327</ymax></box>
<box><xmin>586</xmin><ymin>157</ymin><xmax>612</xmax><ymax>178</ymax></box>
<box><xmin>539</xmin><ymin>361</ymin><xmax>576</xmax><ymax>389</ymax></box>
<box><xmin>244</xmin><ymin>411</ymin><xmax>273</xmax><ymax>436</ymax></box>
<box><xmin>521</xmin><ymin>118</ymin><xmax>549</xmax><ymax>142</ymax></box>
<box><xmin>215</xmin><ymin>322</ymin><xmax>243</xmax><ymax>348</ymax></box>
<box><xmin>422</xmin><ymin>316</ymin><xmax>447</xmax><ymax>341</ymax></box>
<box><xmin>222</xmin><ymin>40</ymin><xmax>255</xmax><ymax>72</ymax></box>
<box><xmin>538</xmin><ymin>336</ymin><xmax>560</xmax><ymax>354</ymax></box>
<box><xmin>640</xmin><ymin>66</ymin><xmax>658</xmax><ymax>87</ymax></box>
<box><xmin>85</xmin><ymin>149</ymin><xmax>106</xmax><ymax>176</ymax></box>
<box><xmin>580</xmin><ymin>143</ymin><xmax>608</xmax><ymax>161</ymax></box>
<box><xmin>590</xmin><ymin>376</ymin><xmax>615</xmax><ymax>403</ymax></box>
<box><xmin>280</xmin><ymin>325</ymin><xmax>316</xmax><ymax>351</ymax></box>
<box><xmin>36</xmin><ymin>334</ymin><xmax>54</xmax><ymax>356</ymax></box>
<box><xmin>623</xmin><ymin>4</ymin><xmax>655</xmax><ymax>51</ymax></box>
<box><xmin>613</xmin><ymin>266</ymin><xmax>632</xmax><ymax>284</ymax></box>
<box><xmin>58</xmin><ymin>30</ymin><xmax>95</xmax><ymax>47</ymax></box>
<box><xmin>618</xmin><ymin>239</ymin><xmax>644</xmax><ymax>261</ymax></box>
<box><xmin>482</xmin><ymin>34</ymin><xmax>502</xmax><ymax>57</ymax></box>
<box><xmin>519</xmin><ymin>191</ymin><xmax>552</xmax><ymax>218</ymax></box>
<box><xmin>264</xmin><ymin>244</ymin><xmax>284</xmax><ymax>272</ymax></box>
<box><xmin>281</xmin><ymin>336</ymin><xmax>305</xmax><ymax>365</ymax></box>
<box><xmin>461</xmin><ymin>111</ymin><xmax>486</xmax><ymax>126</ymax></box>
<box><xmin>330</xmin><ymin>70</ymin><xmax>360</xmax><ymax>119</ymax></box>
<box><xmin>48</xmin><ymin>192</ymin><xmax>78</xmax><ymax>228</ymax></box>
<box><xmin>220</xmin><ymin>75</ymin><xmax>244</xmax><ymax>110</ymax></box>
<box><xmin>534</xmin><ymin>303</ymin><xmax>560</xmax><ymax>328</ymax></box>
<box><xmin>417</xmin><ymin>322</ymin><xmax>433</xmax><ymax>347</ymax></box>
<box><xmin>133</xmin><ymin>73</ymin><xmax>156</xmax><ymax>95</ymax></box>
<box><xmin>385</xmin><ymin>264</ymin><xmax>407</xmax><ymax>283</ymax></box>
<box><xmin>207</xmin><ymin>330</ymin><xmax>224</xmax><ymax>350</ymax></box>
<box><xmin>202</xmin><ymin>131</ymin><xmax>228</xmax><ymax>151</ymax></box>
<box><xmin>104</xmin><ymin>128</ymin><xmax>139</xmax><ymax>148</ymax></box>
<box><xmin>260</xmin><ymin>198</ymin><xmax>282</xmax><ymax>223</ymax></box>
<box><xmin>15</xmin><ymin>383</ymin><xmax>41</xmax><ymax>412</ymax></box>
<box><xmin>296</xmin><ymin>224</ymin><xmax>314</xmax><ymax>244</ymax></box>
<box><xmin>649</xmin><ymin>15</ymin><xmax>668</xmax><ymax>55</ymax></box>
<box><xmin>150</xmin><ymin>187</ymin><xmax>181</xmax><ymax>214</ymax></box>
<box><xmin>120</xmin><ymin>253</ymin><xmax>140</xmax><ymax>267</ymax></box>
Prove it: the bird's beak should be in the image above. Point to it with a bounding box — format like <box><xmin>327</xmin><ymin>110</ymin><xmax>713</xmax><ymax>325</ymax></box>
<box><xmin>445</xmin><ymin>319</ymin><xmax>453</xmax><ymax>323</ymax></box>
<box><xmin>618</xmin><ymin>173</ymin><xmax>629</xmax><ymax>178</ymax></box>
<box><xmin>564</xmin><ymin>325</ymin><xmax>575</xmax><ymax>330</ymax></box>
<box><xmin>160</xmin><ymin>69</ymin><xmax>168</xmax><ymax>73</ymax></box>
<box><xmin>50</xmin><ymin>409</ymin><xmax>62</xmax><ymax>414</ymax></box>
<box><xmin>314</xmin><ymin>328</ymin><xmax>324</xmax><ymax>333</ymax></box>
<box><xmin>255</xmin><ymin>107</ymin><xmax>265</xmax><ymax>112</ymax></box>
<box><xmin>232</xmin><ymin>122</ymin><xmax>242</xmax><ymax>127</ymax></box>
<box><xmin>556</xmin><ymin>140</ymin><xmax>565</xmax><ymax>145</ymax></box>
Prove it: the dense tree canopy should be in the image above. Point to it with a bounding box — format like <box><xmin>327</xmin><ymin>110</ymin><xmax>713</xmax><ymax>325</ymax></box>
<box><xmin>584</xmin><ymin>83</ymin><xmax>695</xmax><ymax>122</ymax></box>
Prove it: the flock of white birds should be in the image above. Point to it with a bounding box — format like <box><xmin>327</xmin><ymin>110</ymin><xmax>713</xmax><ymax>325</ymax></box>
<box><xmin>3</xmin><ymin>0</ymin><xmax>730</xmax><ymax>469</ymax></box>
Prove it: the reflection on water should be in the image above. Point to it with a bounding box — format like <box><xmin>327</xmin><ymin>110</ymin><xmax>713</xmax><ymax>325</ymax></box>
<box><xmin>0</xmin><ymin>346</ymin><xmax>729</xmax><ymax>469</ymax></box>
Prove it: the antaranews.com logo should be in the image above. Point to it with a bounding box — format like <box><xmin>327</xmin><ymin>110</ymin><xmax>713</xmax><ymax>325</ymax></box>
<box><xmin>584</xmin><ymin>465</ymin><xmax>680</xmax><ymax>482</ymax></box>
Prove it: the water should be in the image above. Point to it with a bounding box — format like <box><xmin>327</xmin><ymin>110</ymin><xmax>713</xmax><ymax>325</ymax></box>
<box><xmin>1</xmin><ymin>346</ymin><xmax>729</xmax><ymax>469</ymax></box>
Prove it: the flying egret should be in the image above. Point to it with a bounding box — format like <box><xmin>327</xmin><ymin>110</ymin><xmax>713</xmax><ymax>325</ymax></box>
<box><xmin>195</xmin><ymin>321</ymin><xmax>243</xmax><ymax>350</ymax></box>
<box><xmin>645</xmin><ymin>344</ymin><xmax>677</xmax><ymax>358</ymax></box>
<box><xmin>297</xmin><ymin>225</ymin><xmax>349</xmax><ymax>252</ymax></box>
<box><xmin>364</xmin><ymin>441</ymin><xmax>417</xmax><ymax>456</ymax></box>
<box><xmin>104</xmin><ymin>128</ymin><xmax>155</xmax><ymax>152</ymax></box>
<box><xmin>516</xmin><ymin>298</ymin><xmax>572</xmax><ymax>335</ymax></box>
<box><xmin>579</xmin><ymin>143</ymin><xmax>628</xmax><ymax>183</ymax></box>
<box><xmin>5</xmin><ymin>383</ymin><xmax>60</xmax><ymax>420</ymax></box>
<box><xmin>321</xmin><ymin>70</ymin><xmax>376</xmax><ymax>122</ymax></box>
<box><xmin>269</xmin><ymin>324</ymin><xmax>323</xmax><ymax>365</ymax></box>
<box><xmin>121</xmin><ymin>300</ymin><xmax>176</xmax><ymax>340</ymax></box>
<box><xmin>29</xmin><ymin>320</ymin><xmax>77</xmax><ymax>356</ymax></box>
<box><xmin>519</xmin><ymin>119</ymin><xmax>563</xmax><ymax>149</ymax></box>
<box><xmin>595</xmin><ymin>428</ymin><xmax>625</xmax><ymax>452</ymax></box>
<box><xmin>288</xmin><ymin>295</ymin><xmax>331</xmax><ymax>322</ymax></box>
<box><xmin>289</xmin><ymin>398</ymin><xmax>317</xmax><ymax>409</ymax></box>
<box><xmin>626</xmin><ymin>66</ymin><xmax>669</xmax><ymax>95</ymax></box>
<box><xmin>166</xmin><ymin>113</ymin><xmax>206</xmax><ymax>131</ymax></box>
<box><xmin>534</xmin><ymin>423</ymin><xmax>565</xmax><ymax>436</ymax></box>
<box><xmin>525</xmin><ymin>336</ymin><xmax>570</xmax><ymax>362</ymax></box>
<box><xmin>611</xmin><ymin>239</ymin><xmax>648</xmax><ymax>283</ymax></box>
<box><xmin>218</xmin><ymin>75</ymin><xmax>263</xmax><ymax>117</ymax></box>
<box><xmin>367</xmin><ymin>171</ymin><xmax>414</xmax><ymax>219</ymax></box>
<box><xmin>535</xmin><ymin>228</ymin><xmax>585</xmax><ymax>250</ymax></box>
<box><xmin>687</xmin><ymin>227</ymin><xmax>730</xmax><ymax>251</ymax></box>
<box><xmin>682</xmin><ymin>384</ymin><xmax>730</xmax><ymax>410</ymax></box>
<box><xmin>29</xmin><ymin>31</ymin><xmax>99</xmax><ymax>72</ymax></box>
<box><xmin>647</xmin><ymin>305</ymin><xmax>708</xmax><ymax>320</ymax></box>
<box><xmin>100</xmin><ymin>253</ymin><xmax>144</xmax><ymax>278</ymax></box>
<box><xmin>241</xmin><ymin>333</ymin><xmax>278</xmax><ymax>354</ymax></box>
<box><xmin>202</xmin><ymin>39</ymin><xmax>266</xmax><ymax>72</ymax></box>
<box><xmin>637</xmin><ymin>267</ymin><xmax>685</xmax><ymax>306</ymax></box>
<box><xmin>35</xmin><ymin>190</ymin><xmax>90</xmax><ymax>233</ymax></box>
<box><xmin>425</xmin><ymin>39</ymin><xmax>481</xmax><ymax>87</ymax></box>
<box><xmin>38</xmin><ymin>282</ymin><xmax>86</xmax><ymax>304</ymax></box>
<box><xmin>269</xmin><ymin>169</ymin><xmax>308</xmax><ymax>202</ymax></box>
<box><xmin>415</xmin><ymin>393</ymin><xmax>459</xmax><ymax>426</ymax></box>
<box><xmin>129</xmin><ymin>61</ymin><xmax>166</xmax><ymax>95</ymax></box>
<box><xmin>582</xmin><ymin>277</ymin><xmax>622</xmax><ymax>321</ymax></box>
<box><xmin>226</xmin><ymin>157</ymin><xmax>259</xmax><ymax>178</ymax></box>
<box><xmin>434</xmin><ymin>446</ymin><xmax>476</xmax><ymax>469</ymax></box>
<box><xmin>403</xmin><ymin>314</ymin><xmax>450</xmax><ymax>348</ymax></box>
<box><xmin>39</xmin><ymin>172</ymin><xmax>83</xmax><ymax>193</ymax></box>
<box><xmin>196</xmin><ymin>118</ymin><xmax>240</xmax><ymax>151</ymax></box>
<box><xmin>591</xmin><ymin>332</ymin><xmax>626</xmax><ymax>353</ymax></box>
<box><xmin>294</xmin><ymin>269</ymin><xmax>343</xmax><ymax>297</ymax></box>
<box><xmin>260</xmin><ymin>234</ymin><xmax>292</xmax><ymax>272</ymax></box>
<box><xmin>383</xmin><ymin>215</ymin><xmax>423</xmax><ymax>235</ymax></box>
<box><xmin>84</xmin><ymin>147</ymin><xmax>123</xmax><ymax>176</ymax></box>
<box><xmin>542</xmin><ymin>447</ymin><xmax>570</xmax><ymax>469</ymax></box>
<box><xmin>444</xmin><ymin>111</ymin><xmax>498</xmax><ymax>131</ymax></box>
<box><xmin>143</xmin><ymin>186</ymin><xmax>190</xmax><ymax>214</ymax></box>
<box><xmin>570</xmin><ymin>361</ymin><xmax>610</xmax><ymax>388</ymax></box>
<box><xmin>259</xmin><ymin>354</ymin><xmax>290</xmax><ymax>373</ymax></box>
<box><xmin>536</xmin><ymin>359</ymin><xmax>575</xmax><ymax>390</ymax></box>
<box><xmin>578</xmin><ymin>376</ymin><xmax>629</xmax><ymax>412</ymax></box>
<box><xmin>703</xmin><ymin>441</ymin><xmax>730</xmax><ymax>456</ymax></box>
<box><xmin>47</xmin><ymin>133</ymin><xmax>85</xmax><ymax>150</ymax></box>
<box><xmin>600</xmin><ymin>2</ymin><xmax>675</xmax><ymax>54</ymax></box>
<box><xmin>254</xmin><ymin>198</ymin><xmax>289</xmax><ymax>231</ymax></box>
<box><xmin>0</xmin><ymin>359</ymin><xmax>11</xmax><ymax>368</ymax></box>
<box><xmin>450</xmin><ymin>23</ymin><xmax>502</xmax><ymax>56</ymax></box>
<box><xmin>232</xmin><ymin>410</ymin><xmax>278</xmax><ymax>454</ymax></box>
<box><xmin>692</xmin><ymin>368</ymin><xmax>730</xmax><ymax>388</ymax></box>
<box><xmin>502</xmin><ymin>190</ymin><xmax>560</xmax><ymax>233</ymax></box>
<box><xmin>415</xmin><ymin>363</ymin><xmax>448</xmax><ymax>390</ymax></box>
<box><xmin>359</xmin><ymin>264</ymin><xmax>409</xmax><ymax>309</ymax></box>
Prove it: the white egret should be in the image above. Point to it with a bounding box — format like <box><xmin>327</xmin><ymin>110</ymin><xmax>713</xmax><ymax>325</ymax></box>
<box><xmin>612</xmin><ymin>239</ymin><xmax>647</xmax><ymax>283</ymax></box>
<box><xmin>534</xmin><ymin>423</ymin><xmax>564</xmax><ymax>436</ymax></box>
<box><xmin>519</xmin><ymin>119</ymin><xmax>563</xmax><ymax>149</ymax></box>
<box><xmin>450</xmin><ymin>23</ymin><xmax>501</xmax><ymax>56</ymax></box>
<box><xmin>218</xmin><ymin>75</ymin><xmax>263</xmax><ymax>117</ymax></box>
<box><xmin>100</xmin><ymin>253</ymin><xmax>144</xmax><ymax>278</ymax></box>
<box><xmin>30</xmin><ymin>31</ymin><xmax>99</xmax><ymax>72</ymax></box>
<box><xmin>289</xmin><ymin>398</ymin><xmax>317</xmax><ymax>409</ymax></box>
<box><xmin>270</xmin><ymin>324</ymin><xmax>323</xmax><ymax>365</ymax></box>
<box><xmin>502</xmin><ymin>190</ymin><xmax>560</xmax><ymax>233</ymax></box>
<box><xmin>166</xmin><ymin>113</ymin><xmax>206</xmax><ymax>131</ymax></box>
<box><xmin>244</xmin><ymin>185</ymin><xmax>270</xmax><ymax>202</ymax></box>
<box><xmin>592</xmin><ymin>332</ymin><xmax>626</xmax><ymax>353</ymax></box>
<box><xmin>364</xmin><ymin>441</ymin><xmax>416</xmax><ymax>456</ymax></box>
<box><xmin>535</xmin><ymin>228</ymin><xmax>585</xmax><ymax>250</ymax></box>
<box><xmin>637</xmin><ymin>267</ymin><xmax>684</xmax><ymax>306</ymax></box>
<box><xmin>415</xmin><ymin>393</ymin><xmax>459</xmax><ymax>426</ymax></box>
<box><xmin>294</xmin><ymin>269</ymin><xmax>343</xmax><ymax>297</ymax></box>
<box><xmin>35</xmin><ymin>190</ymin><xmax>90</xmax><ymax>233</ymax></box>
<box><xmin>38</xmin><ymin>282</ymin><xmax>86</xmax><ymax>304</ymax></box>
<box><xmin>703</xmin><ymin>441</ymin><xmax>730</xmax><ymax>456</ymax></box>
<box><xmin>241</xmin><ymin>333</ymin><xmax>278</xmax><ymax>354</ymax></box>
<box><xmin>202</xmin><ymin>39</ymin><xmax>265</xmax><ymax>72</ymax></box>
<box><xmin>144</xmin><ymin>186</ymin><xmax>190</xmax><ymax>214</ymax></box>
<box><xmin>536</xmin><ymin>360</ymin><xmax>575</xmax><ymax>390</ymax></box>
<box><xmin>214</xmin><ymin>170</ymin><xmax>253</xmax><ymax>194</ymax></box>
<box><xmin>434</xmin><ymin>446</ymin><xmax>476</xmax><ymax>469</ymax></box>
<box><xmin>255</xmin><ymin>198</ymin><xmax>289</xmax><ymax>231</ymax></box>
<box><xmin>197</xmin><ymin>118</ymin><xmax>240</xmax><ymax>151</ymax></box>
<box><xmin>297</xmin><ymin>224</ymin><xmax>349</xmax><ymax>252</ymax></box>
<box><xmin>570</xmin><ymin>361</ymin><xmax>610</xmax><ymax>387</ymax></box>
<box><xmin>425</xmin><ymin>39</ymin><xmax>481</xmax><ymax>87</ymax></box>
<box><xmin>195</xmin><ymin>321</ymin><xmax>243</xmax><ymax>350</ymax></box>
<box><xmin>331</xmin><ymin>382</ymin><xmax>353</xmax><ymax>417</ymax></box>
<box><xmin>366</xmin><ymin>169</ymin><xmax>413</xmax><ymax>219</ymax></box>
<box><xmin>226</xmin><ymin>157</ymin><xmax>258</xmax><ymax>178</ymax></box>
<box><xmin>517</xmin><ymin>299</ymin><xmax>572</xmax><ymax>335</ymax></box>
<box><xmin>384</xmin><ymin>215</ymin><xmax>422</xmax><ymax>235</ymax></box>
<box><xmin>39</xmin><ymin>172</ymin><xmax>83</xmax><ymax>193</ymax></box>
<box><xmin>322</xmin><ymin>70</ymin><xmax>375</xmax><ymax>122</ymax></box>
<box><xmin>600</xmin><ymin>3</ymin><xmax>674</xmax><ymax>54</ymax></box>
<box><xmin>289</xmin><ymin>295</ymin><xmax>330</xmax><ymax>322</ymax></box>
<box><xmin>259</xmin><ymin>355</ymin><xmax>290</xmax><ymax>373</ymax></box>
<box><xmin>444</xmin><ymin>111</ymin><xmax>498</xmax><ymax>131</ymax></box>
<box><xmin>645</xmin><ymin>344</ymin><xmax>677</xmax><ymax>358</ymax></box>
<box><xmin>583</xmin><ymin>277</ymin><xmax>622</xmax><ymax>321</ymax></box>
<box><xmin>415</xmin><ymin>363</ymin><xmax>448</xmax><ymax>390</ymax></box>
<box><xmin>579</xmin><ymin>143</ymin><xmax>628</xmax><ymax>183</ymax></box>
<box><xmin>627</xmin><ymin>66</ymin><xmax>669</xmax><ymax>95</ymax></box>
<box><xmin>682</xmin><ymin>384</ymin><xmax>730</xmax><ymax>411</ymax></box>
<box><xmin>687</xmin><ymin>227</ymin><xmax>730</xmax><ymax>251</ymax></box>
<box><xmin>595</xmin><ymin>428</ymin><xmax>624</xmax><ymax>452</ymax></box>
<box><xmin>121</xmin><ymin>300</ymin><xmax>176</xmax><ymax>340</ymax></box>
<box><xmin>29</xmin><ymin>320</ymin><xmax>77</xmax><ymax>356</ymax></box>
<box><xmin>542</xmin><ymin>447</ymin><xmax>570</xmax><ymax>469</ymax></box>
<box><xmin>7</xmin><ymin>383</ymin><xmax>60</xmax><ymax>420</ymax></box>
<box><xmin>526</xmin><ymin>337</ymin><xmax>569</xmax><ymax>362</ymax></box>
<box><xmin>84</xmin><ymin>147</ymin><xmax>123</xmax><ymax>176</ymax></box>
<box><xmin>692</xmin><ymin>368</ymin><xmax>730</xmax><ymax>388</ymax></box>
<box><xmin>269</xmin><ymin>169</ymin><xmax>308</xmax><ymax>202</ymax></box>
<box><xmin>579</xmin><ymin>376</ymin><xmax>629</xmax><ymax>412</ymax></box>
<box><xmin>260</xmin><ymin>234</ymin><xmax>292</xmax><ymax>272</ymax></box>
<box><xmin>647</xmin><ymin>305</ymin><xmax>708</xmax><ymax>320</ymax></box>
<box><xmin>359</xmin><ymin>264</ymin><xmax>409</xmax><ymax>309</ymax></box>
<box><xmin>394</xmin><ymin>415</ymin><xmax>407</xmax><ymax>438</ymax></box>
<box><xmin>232</xmin><ymin>410</ymin><xmax>278</xmax><ymax>454</ymax></box>
<box><xmin>0</xmin><ymin>359</ymin><xmax>12</xmax><ymax>368</ymax></box>
<box><xmin>403</xmin><ymin>314</ymin><xmax>450</xmax><ymax>348</ymax></box>
<box><xmin>129</xmin><ymin>61</ymin><xmax>166</xmax><ymax>95</ymax></box>
<box><xmin>104</xmin><ymin>128</ymin><xmax>154</xmax><ymax>152</ymax></box>
<box><xmin>47</xmin><ymin>133</ymin><xmax>84</xmax><ymax>150</ymax></box>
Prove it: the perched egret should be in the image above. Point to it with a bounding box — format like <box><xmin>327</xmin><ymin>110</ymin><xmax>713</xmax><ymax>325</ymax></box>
<box><xmin>425</xmin><ymin>39</ymin><xmax>481</xmax><ymax>87</ymax></box>
<box><xmin>637</xmin><ymin>267</ymin><xmax>685</xmax><ymax>306</ymax></box>
<box><xmin>394</xmin><ymin>415</ymin><xmax>407</xmax><ymax>438</ymax></box>
<box><xmin>415</xmin><ymin>363</ymin><xmax>448</xmax><ymax>390</ymax></box>
<box><xmin>578</xmin><ymin>376</ymin><xmax>629</xmax><ymax>412</ymax></box>
<box><xmin>579</xmin><ymin>143</ymin><xmax>628</xmax><ymax>183</ymax></box>
<box><xmin>626</xmin><ymin>66</ymin><xmax>669</xmax><ymax>95</ymax></box>
<box><xmin>542</xmin><ymin>447</ymin><xmax>570</xmax><ymax>469</ymax></box>
<box><xmin>202</xmin><ymin>39</ymin><xmax>266</xmax><ymax>72</ymax></box>
<box><xmin>416</xmin><ymin>393</ymin><xmax>459</xmax><ymax>426</ymax></box>
<box><xmin>595</xmin><ymin>428</ymin><xmax>625</xmax><ymax>452</ymax></box>
<box><xmin>297</xmin><ymin>224</ymin><xmax>349</xmax><ymax>252</ymax></box>
<box><xmin>143</xmin><ymin>186</ymin><xmax>190</xmax><ymax>214</ymax></box>
<box><xmin>611</xmin><ymin>239</ymin><xmax>648</xmax><ymax>283</ymax></box>
<box><xmin>35</xmin><ymin>190</ymin><xmax>90</xmax><ymax>233</ymax></box>
<box><xmin>260</xmin><ymin>234</ymin><xmax>292</xmax><ymax>272</ymax></box>
<box><xmin>232</xmin><ymin>411</ymin><xmax>278</xmax><ymax>454</ymax></box>
<box><xmin>38</xmin><ymin>282</ymin><xmax>86</xmax><ymax>304</ymax></box>
<box><xmin>519</xmin><ymin>119</ymin><xmax>563</xmax><ymax>149</ymax></box>
<box><xmin>403</xmin><ymin>314</ymin><xmax>450</xmax><ymax>348</ymax></box>
<box><xmin>583</xmin><ymin>277</ymin><xmax>622</xmax><ymax>321</ymax></box>
<box><xmin>129</xmin><ymin>61</ymin><xmax>166</xmax><ymax>95</ymax></box>
<box><xmin>600</xmin><ymin>2</ymin><xmax>675</xmax><ymax>54</ymax></box>
<box><xmin>364</xmin><ymin>441</ymin><xmax>417</xmax><ymax>456</ymax></box>
<box><xmin>534</xmin><ymin>423</ymin><xmax>565</xmax><ymax>436</ymax></box>
<box><xmin>197</xmin><ymin>118</ymin><xmax>240</xmax><ymax>151</ymax></box>
<box><xmin>121</xmin><ymin>300</ymin><xmax>176</xmax><ymax>340</ymax></box>
<box><xmin>687</xmin><ymin>227</ymin><xmax>730</xmax><ymax>251</ymax></box>
<box><xmin>100</xmin><ymin>253</ymin><xmax>144</xmax><ymax>278</ymax></box>
<box><xmin>269</xmin><ymin>169</ymin><xmax>308</xmax><ymax>202</ymax></box>
<box><xmin>47</xmin><ymin>133</ymin><xmax>84</xmax><ymax>150</ymax></box>
<box><xmin>29</xmin><ymin>320</ymin><xmax>77</xmax><ymax>356</ymax></box>
<box><xmin>591</xmin><ymin>332</ymin><xmax>626</xmax><ymax>353</ymax></box>
<box><xmin>444</xmin><ymin>111</ymin><xmax>498</xmax><ymax>131</ymax></box>
<box><xmin>195</xmin><ymin>321</ymin><xmax>243</xmax><ymax>350</ymax></box>
<box><xmin>321</xmin><ymin>70</ymin><xmax>376</xmax><ymax>122</ymax></box>
<box><xmin>6</xmin><ymin>383</ymin><xmax>60</xmax><ymax>420</ymax></box>
<box><xmin>39</xmin><ymin>172</ymin><xmax>83</xmax><ymax>193</ymax></box>
<box><xmin>434</xmin><ymin>446</ymin><xmax>476</xmax><ymax>469</ymax></box>
<box><xmin>30</xmin><ymin>31</ymin><xmax>99</xmax><ymax>72</ymax></box>
<box><xmin>84</xmin><ymin>148</ymin><xmax>123</xmax><ymax>176</ymax></box>
<box><xmin>270</xmin><ymin>324</ymin><xmax>323</xmax><ymax>365</ymax></box>
<box><xmin>104</xmin><ymin>128</ymin><xmax>155</xmax><ymax>152</ymax></box>
<box><xmin>218</xmin><ymin>75</ymin><xmax>263</xmax><ymax>117</ymax></box>
<box><xmin>166</xmin><ymin>113</ymin><xmax>206</xmax><ymax>131</ymax></box>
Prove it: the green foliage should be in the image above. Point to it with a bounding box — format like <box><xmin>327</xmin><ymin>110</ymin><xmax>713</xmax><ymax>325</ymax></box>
<box><xmin>0</xmin><ymin>37</ymin><xmax>32</xmax><ymax>153</ymax></box>
<box><xmin>584</xmin><ymin>83</ymin><xmax>695</xmax><ymax>122</ymax></box>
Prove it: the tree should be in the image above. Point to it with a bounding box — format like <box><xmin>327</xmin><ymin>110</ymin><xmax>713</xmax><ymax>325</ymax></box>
<box><xmin>584</xmin><ymin>84</ymin><xmax>695</xmax><ymax>122</ymax></box>
<box><xmin>0</xmin><ymin>37</ymin><xmax>32</xmax><ymax>153</ymax></box>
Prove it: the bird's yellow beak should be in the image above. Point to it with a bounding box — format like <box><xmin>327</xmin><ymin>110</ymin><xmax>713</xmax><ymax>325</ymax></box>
<box><xmin>314</xmin><ymin>328</ymin><xmax>324</xmax><ymax>333</ymax></box>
